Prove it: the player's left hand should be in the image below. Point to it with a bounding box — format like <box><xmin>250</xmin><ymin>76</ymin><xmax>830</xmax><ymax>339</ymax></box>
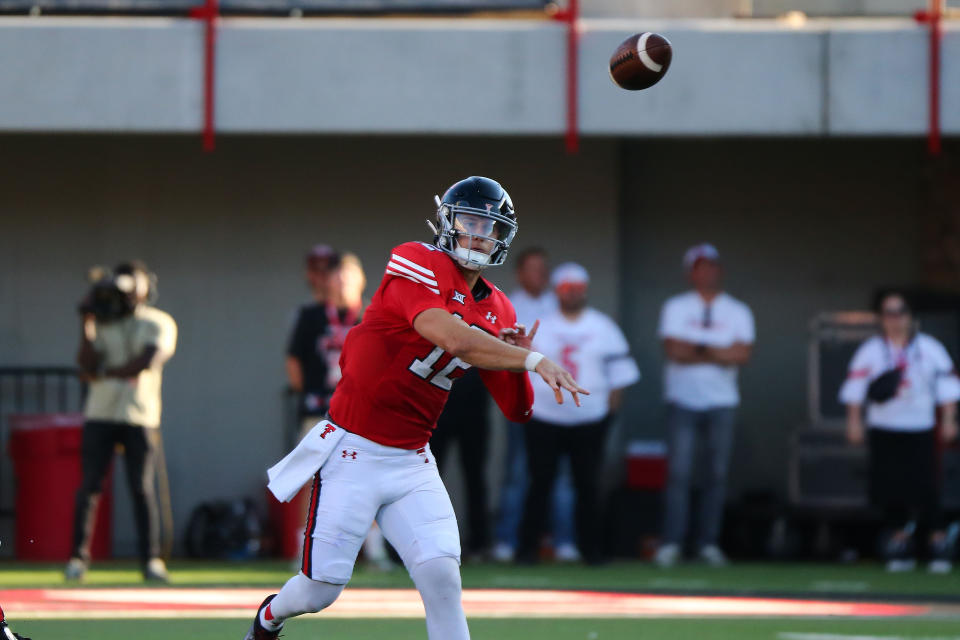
<box><xmin>534</xmin><ymin>357</ymin><xmax>589</xmax><ymax>407</ymax></box>
<box><xmin>499</xmin><ymin>320</ymin><xmax>539</xmax><ymax>351</ymax></box>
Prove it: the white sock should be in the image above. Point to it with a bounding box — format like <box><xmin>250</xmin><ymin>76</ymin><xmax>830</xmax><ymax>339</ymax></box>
<box><xmin>259</xmin><ymin>603</ymin><xmax>282</xmax><ymax>632</ymax></box>
<box><xmin>261</xmin><ymin>572</ymin><xmax>345</xmax><ymax>630</ymax></box>
<box><xmin>410</xmin><ymin>556</ymin><xmax>470</xmax><ymax>640</ymax></box>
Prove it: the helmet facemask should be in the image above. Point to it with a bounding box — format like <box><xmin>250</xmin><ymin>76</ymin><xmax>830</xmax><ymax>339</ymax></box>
<box><xmin>430</xmin><ymin>196</ymin><xmax>518</xmax><ymax>271</ymax></box>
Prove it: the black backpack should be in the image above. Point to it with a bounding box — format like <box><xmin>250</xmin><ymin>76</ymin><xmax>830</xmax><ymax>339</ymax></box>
<box><xmin>185</xmin><ymin>498</ymin><xmax>263</xmax><ymax>559</ymax></box>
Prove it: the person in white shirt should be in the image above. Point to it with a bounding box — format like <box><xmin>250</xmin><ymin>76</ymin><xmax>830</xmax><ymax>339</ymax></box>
<box><xmin>654</xmin><ymin>244</ymin><xmax>754</xmax><ymax>568</ymax></box>
<box><xmin>840</xmin><ymin>290</ymin><xmax>960</xmax><ymax>573</ymax></box>
<box><xmin>69</xmin><ymin>261</ymin><xmax>177</xmax><ymax>583</ymax></box>
<box><xmin>516</xmin><ymin>262</ymin><xmax>640</xmax><ymax>565</ymax></box>
<box><xmin>492</xmin><ymin>248</ymin><xmax>578</xmax><ymax>562</ymax></box>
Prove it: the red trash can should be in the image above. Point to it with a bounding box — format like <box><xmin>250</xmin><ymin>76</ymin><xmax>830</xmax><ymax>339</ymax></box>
<box><xmin>266</xmin><ymin>486</ymin><xmax>309</xmax><ymax>560</ymax></box>
<box><xmin>7</xmin><ymin>413</ymin><xmax>112</xmax><ymax>561</ymax></box>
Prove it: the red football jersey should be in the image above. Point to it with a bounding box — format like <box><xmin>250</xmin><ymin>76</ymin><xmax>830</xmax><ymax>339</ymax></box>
<box><xmin>329</xmin><ymin>241</ymin><xmax>534</xmax><ymax>449</ymax></box>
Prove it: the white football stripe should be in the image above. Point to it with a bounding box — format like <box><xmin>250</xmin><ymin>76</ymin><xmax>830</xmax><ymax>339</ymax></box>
<box><xmin>385</xmin><ymin>270</ymin><xmax>441</xmax><ymax>295</ymax></box>
<box><xmin>390</xmin><ymin>253</ymin><xmax>436</xmax><ymax>278</ymax></box>
<box><xmin>637</xmin><ymin>32</ymin><xmax>663</xmax><ymax>73</ymax></box>
<box><xmin>386</xmin><ymin>261</ymin><xmax>439</xmax><ymax>286</ymax></box>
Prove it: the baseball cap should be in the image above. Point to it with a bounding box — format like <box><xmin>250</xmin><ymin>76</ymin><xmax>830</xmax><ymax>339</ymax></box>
<box><xmin>306</xmin><ymin>244</ymin><xmax>341</xmax><ymax>269</ymax></box>
<box><xmin>682</xmin><ymin>243</ymin><xmax>720</xmax><ymax>272</ymax></box>
<box><xmin>551</xmin><ymin>262</ymin><xmax>590</xmax><ymax>287</ymax></box>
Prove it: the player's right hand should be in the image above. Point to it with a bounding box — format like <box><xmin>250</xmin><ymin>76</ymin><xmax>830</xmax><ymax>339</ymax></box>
<box><xmin>534</xmin><ymin>357</ymin><xmax>589</xmax><ymax>407</ymax></box>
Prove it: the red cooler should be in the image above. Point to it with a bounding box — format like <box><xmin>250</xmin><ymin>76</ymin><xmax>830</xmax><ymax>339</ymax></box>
<box><xmin>8</xmin><ymin>413</ymin><xmax>112</xmax><ymax>560</ymax></box>
<box><xmin>626</xmin><ymin>440</ymin><xmax>668</xmax><ymax>490</ymax></box>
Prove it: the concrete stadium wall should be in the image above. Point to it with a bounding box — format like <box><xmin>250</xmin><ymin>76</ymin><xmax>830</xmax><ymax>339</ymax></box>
<box><xmin>0</xmin><ymin>16</ymin><xmax>957</xmax><ymax>136</ymax></box>
<box><xmin>0</xmin><ymin>134</ymin><xmax>620</xmax><ymax>555</ymax></box>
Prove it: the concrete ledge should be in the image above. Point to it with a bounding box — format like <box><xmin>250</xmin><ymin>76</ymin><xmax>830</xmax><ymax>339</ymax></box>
<box><xmin>0</xmin><ymin>16</ymin><xmax>955</xmax><ymax>135</ymax></box>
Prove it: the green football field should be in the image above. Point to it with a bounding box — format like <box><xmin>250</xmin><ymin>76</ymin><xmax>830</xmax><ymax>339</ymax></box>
<box><xmin>3</xmin><ymin>559</ymin><xmax>959</xmax><ymax>597</ymax></box>
<box><xmin>3</xmin><ymin>560</ymin><xmax>960</xmax><ymax>640</ymax></box>
<box><xmin>16</xmin><ymin>618</ymin><xmax>960</xmax><ymax>640</ymax></box>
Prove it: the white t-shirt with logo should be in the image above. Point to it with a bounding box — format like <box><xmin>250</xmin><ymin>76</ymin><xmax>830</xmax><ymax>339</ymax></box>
<box><xmin>531</xmin><ymin>308</ymin><xmax>640</xmax><ymax>426</ymax></box>
<box><xmin>838</xmin><ymin>333</ymin><xmax>960</xmax><ymax>431</ymax></box>
<box><xmin>509</xmin><ymin>288</ymin><xmax>558</xmax><ymax>329</ymax></box>
<box><xmin>658</xmin><ymin>291</ymin><xmax>755</xmax><ymax>410</ymax></box>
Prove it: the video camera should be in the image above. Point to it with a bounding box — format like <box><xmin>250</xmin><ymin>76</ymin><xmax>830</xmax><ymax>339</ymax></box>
<box><xmin>77</xmin><ymin>262</ymin><xmax>155</xmax><ymax>323</ymax></box>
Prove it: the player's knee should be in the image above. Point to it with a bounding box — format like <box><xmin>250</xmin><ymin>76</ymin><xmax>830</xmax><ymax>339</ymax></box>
<box><xmin>412</xmin><ymin>556</ymin><xmax>462</xmax><ymax>603</ymax></box>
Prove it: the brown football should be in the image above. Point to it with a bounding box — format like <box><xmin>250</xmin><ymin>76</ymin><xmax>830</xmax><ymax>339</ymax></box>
<box><xmin>609</xmin><ymin>32</ymin><xmax>672</xmax><ymax>91</ymax></box>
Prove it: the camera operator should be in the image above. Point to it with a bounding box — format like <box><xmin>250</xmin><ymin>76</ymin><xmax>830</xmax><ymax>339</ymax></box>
<box><xmin>66</xmin><ymin>261</ymin><xmax>177</xmax><ymax>582</ymax></box>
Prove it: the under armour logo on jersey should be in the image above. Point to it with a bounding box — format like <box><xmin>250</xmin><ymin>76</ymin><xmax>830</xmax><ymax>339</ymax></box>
<box><xmin>452</xmin><ymin>291</ymin><xmax>466</xmax><ymax>305</ymax></box>
<box><xmin>341</xmin><ymin>450</ymin><xmax>357</xmax><ymax>460</ymax></box>
<box><xmin>320</xmin><ymin>425</ymin><xmax>336</xmax><ymax>439</ymax></box>
<box><xmin>486</xmin><ymin>311</ymin><xmax>497</xmax><ymax>323</ymax></box>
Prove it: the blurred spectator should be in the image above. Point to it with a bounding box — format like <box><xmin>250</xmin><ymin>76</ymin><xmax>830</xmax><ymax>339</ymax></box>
<box><xmin>840</xmin><ymin>290</ymin><xmax>960</xmax><ymax>573</ymax></box>
<box><xmin>286</xmin><ymin>250</ymin><xmax>392</xmax><ymax>570</ymax></box>
<box><xmin>67</xmin><ymin>261</ymin><xmax>177</xmax><ymax>582</ymax></box>
<box><xmin>517</xmin><ymin>263</ymin><xmax>640</xmax><ymax>565</ymax></box>
<box><xmin>492</xmin><ymin>247</ymin><xmax>578</xmax><ymax>563</ymax></box>
<box><xmin>430</xmin><ymin>368</ymin><xmax>491</xmax><ymax>560</ymax></box>
<box><xmin>286</xmin><ymin>245</ymin><xmax>358</xmax><ymax>437</ymax></box>
<box><xmin>654</xmin><ymin>244</ymin><xmax>754</xmax><ymax>568</ymax></box>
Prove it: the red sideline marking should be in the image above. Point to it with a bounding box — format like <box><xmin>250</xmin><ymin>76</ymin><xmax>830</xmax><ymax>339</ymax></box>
<box><xmin>0</xmin><ymin>588</ymin><xmax>930</xmax><ymax>620</ymax></box>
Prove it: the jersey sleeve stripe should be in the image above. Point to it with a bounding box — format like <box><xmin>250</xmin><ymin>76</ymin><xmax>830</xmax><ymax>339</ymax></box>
<box><xmin>385</xmin><ymin>269</ymin><xmax>441</xmax><ymax>295</ymax></box>
<box><xmin>390</xmin><ymin>253</ymin><xmax>436</xmax><ymax>278</ymax></box>
<box><xmin>386</xmin><ymin>261</ymin><xmax>439</xmax><ymax>286</ymax></box>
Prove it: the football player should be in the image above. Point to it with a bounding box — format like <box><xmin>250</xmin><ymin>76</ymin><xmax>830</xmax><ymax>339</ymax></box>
<box><xmin>245</xmin><ymin>176</ymin><xmax>587</xmax><ymax>640</ymax></box>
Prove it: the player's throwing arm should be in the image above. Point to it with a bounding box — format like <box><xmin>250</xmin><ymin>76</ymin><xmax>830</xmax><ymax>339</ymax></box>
<box><xmin>413</xmin><ymin>310</ymin><xmax>588</xmax><ymax>406</ymax></box>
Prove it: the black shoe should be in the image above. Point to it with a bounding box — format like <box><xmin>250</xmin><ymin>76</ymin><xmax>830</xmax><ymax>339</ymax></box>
<box><xmin>243</xmin><ymin>594</ymin><xmax>281</xmax><ymax>640</ymax></box>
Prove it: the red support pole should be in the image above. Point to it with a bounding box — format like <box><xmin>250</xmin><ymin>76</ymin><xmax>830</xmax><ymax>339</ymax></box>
<box><xmin>929</xmin><ymin>0</ymin><xmax>942</xmax><ymax>157</ymax></box>
<box><xmin>191</xmin><ymin>0</ymin><xmax>218</xmax><ymax>152</ymax></box>
<box><xmin>202</xmin><ymin>0</ymin><xmax>218</xmax><ymax>152</ymax></box>
<box><xmin>553</xmin><ymin>0</ymin><xmax>579</xmax><ymax>155</ymax></box>
<box><xmin>916</xmin><ymin>0</ymin><xmax>944</xmax><ymax>157</ymax></box>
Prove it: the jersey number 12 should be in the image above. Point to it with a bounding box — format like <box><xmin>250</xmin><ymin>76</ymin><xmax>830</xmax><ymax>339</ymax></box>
<box><xmin>408</xmin><ymin>312</ymin><xmax>479</xmax><ymax>391</ymax></box>
<box><xmin>408</xmin><ymin>347</ymin><xmax>471</xmax><ymax>391</ymax></box>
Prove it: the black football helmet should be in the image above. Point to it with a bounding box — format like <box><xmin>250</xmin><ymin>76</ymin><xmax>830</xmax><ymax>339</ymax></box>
<box><xmin>430</xmin><ymin>176</ymin><xmax>517</xmax><ymax>270</ymax></box>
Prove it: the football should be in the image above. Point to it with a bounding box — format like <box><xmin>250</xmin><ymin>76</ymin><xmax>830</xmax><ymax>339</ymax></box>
<box><xmin>609</xmin><ymin>32</ymin><xmax>673</xmax><ymax>91</ymax></box>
